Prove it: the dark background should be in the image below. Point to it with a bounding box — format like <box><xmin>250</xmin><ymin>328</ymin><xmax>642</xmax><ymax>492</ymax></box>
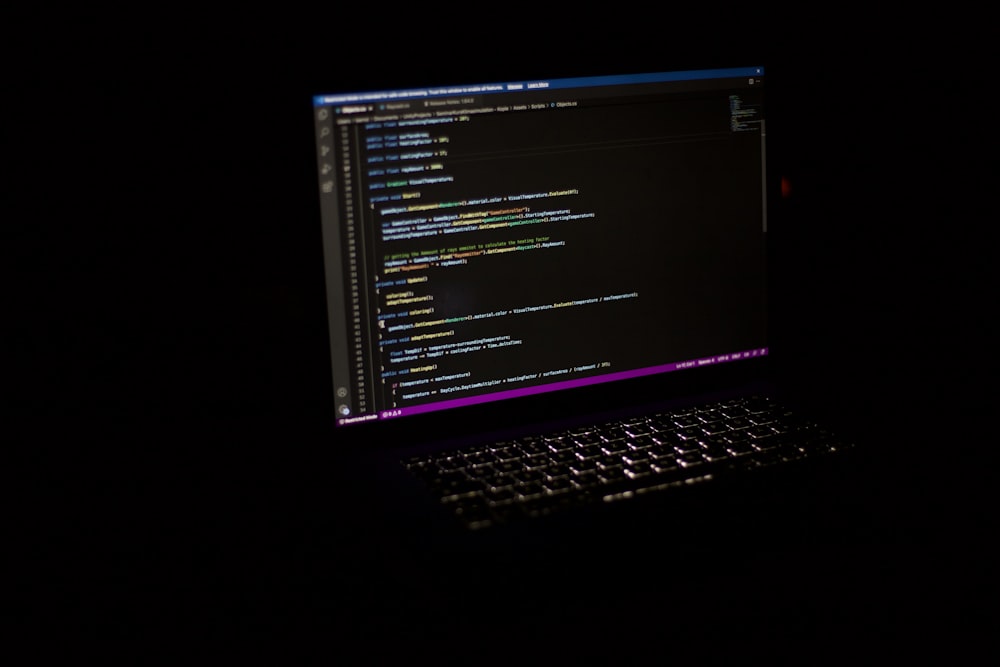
<box><xmin>9</xmin><ymin>12</ymin><xmax>993</xmax><ymax>660</ymax></box>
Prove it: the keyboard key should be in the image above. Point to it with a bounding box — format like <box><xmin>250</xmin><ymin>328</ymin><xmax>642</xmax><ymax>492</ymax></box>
<box><xmin>651</xmin><ymin>459</ymin><xmax>680</xmax><ymax>474</ymax></box>
<box><xmin>493</xmin><ymin>460</ymin><xmax>522</xmax><ymax>474</ymax></box>
<box><xmin>571</xmin><ymin>471</ymin><xmax>601</xmax><ymax>488</ymax></box>
<box><xmin>624</xmin><ymin>422</ymin><xmax>653</xmax><ymax>437</ymax></box>
<box><xmin>625</xmin><ymin>462</ymin><xmax>653</xmax><ymax>479</ymax></box>
<box><xmin>518</xmin><ymin>440</ymin><xmax>548</xmax><ymax>455</ymax></box>
<box><xmin>515</xmin><ymin>469</ymin><xmax>545</xmax><ymax>483</ymax></box>
<box><xmin>676</xmin><ymin>452</ymin><xmax>705</xmax><ymax>468</ymax></box>
<box><xmin>569</xmin><ymin>459</ymin><xmax>599</xmax><ymax>474</ymax></box>
<box><xmin>485</xmin><ymin>487</ymin><xmax>517</xmax><ymax>504</ymax></box>
<box><xmin>550</xmin><ymin>450</ymin><xmax>576</xmax><ymax>464</ymax></box>
<box><xmin>544</xmin><ymin>464</ymin><xmax>572</xmax><ymax>479</ymax></box>
<box><xmin>544</xmin><ymin>477</ymin><xmax>575</xmax><ymax>494</ymax></box>
<box><xmin>700</xmin><ymin>422</ymin><xmax>731</xmax><ymax>437</ymax></box>
<box><xmin>574</xmin><ymin>433</ymin><xmax>604</xmax><ymax>446</ymax></box>
<box><xmin>601</xmin><ymin>426</ymin><xmax>628</xmax><ymax>442</ymax></box>
<box><xmin>492</xmin><ymin>446</ymin><xmax>522</xmax><ymax>462</ymax></box>
<box><xmin>601</xmin><ymin>441</ymin><xmax>630</xmax><ymax>455</ymax></box>
<box><xmin>628</xmin><ymin>434</ymin><xmax>656</xmax><ymax>450</ymax></box>
<box><xmin>599</xmin><ymin>466</ymin><xmax>627</xmax><ymax>483</ymax></box>
<box><xmin>515</xmin><ymin>481</ymin><xmax>545</xmax><ymax>499</ymax></box>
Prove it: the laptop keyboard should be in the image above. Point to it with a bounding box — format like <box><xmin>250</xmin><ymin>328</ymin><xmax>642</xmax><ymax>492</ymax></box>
<box><xmin>402</xmin><ymin>396</ymin><xmax>854</xmax><ymax>530</ymax></box>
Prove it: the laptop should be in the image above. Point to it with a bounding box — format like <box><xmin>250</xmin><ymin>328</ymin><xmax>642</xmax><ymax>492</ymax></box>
<box><xmin>309</xmin><ymin>63</ymin><xmax>861</xmax><ymax>546</ymax></box>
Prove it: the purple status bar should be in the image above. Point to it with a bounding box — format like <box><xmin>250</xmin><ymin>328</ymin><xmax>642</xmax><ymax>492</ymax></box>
<box><xmin>337</xmin><ymin>347</ymin><xmax>768</xmax><ymax>426</ymax></box>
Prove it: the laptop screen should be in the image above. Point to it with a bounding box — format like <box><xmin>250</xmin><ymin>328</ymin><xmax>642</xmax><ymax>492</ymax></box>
<box><xmin>313</xmin><ymin>65</ymin><xmax>770</xmax><ymax>429</ymax></box>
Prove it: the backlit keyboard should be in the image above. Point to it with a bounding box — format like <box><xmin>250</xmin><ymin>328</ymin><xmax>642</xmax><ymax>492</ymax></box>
<box><xmin>402</xmin><ymin>395</ymin><xmax>854</xmax><ymax>530</ymax></box>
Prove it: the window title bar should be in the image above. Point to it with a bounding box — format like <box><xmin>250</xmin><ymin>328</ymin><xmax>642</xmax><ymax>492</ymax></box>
<box><xmin>314</xmin><ymin>66</ymin><xmax>764</xmax><ymax>106</ymax></box>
